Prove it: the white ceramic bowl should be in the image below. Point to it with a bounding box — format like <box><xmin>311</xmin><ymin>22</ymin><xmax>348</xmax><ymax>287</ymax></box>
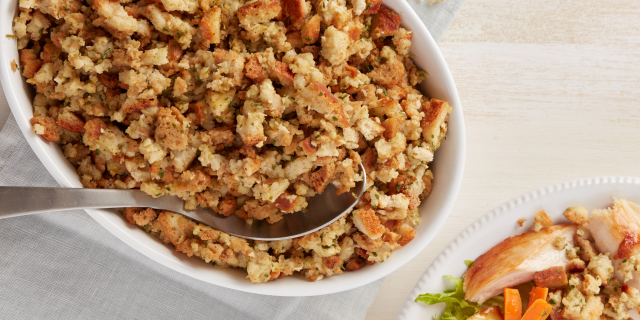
<box><xmin>0</xmin><ymin>0</ymin><xmax>465</xmax><ymax>296</ymax></box>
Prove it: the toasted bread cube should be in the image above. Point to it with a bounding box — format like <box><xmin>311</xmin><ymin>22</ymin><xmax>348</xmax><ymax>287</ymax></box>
<box><xmin>396</xmin><ymin>224</ymin><xmax>416</xmax><ymax>246</ymax></box>
<box><xmin>352</xmin><ymin>206</ymin><xmax>385</xmax><ymax>239</ymax></box>
<box><xmin>157</xmin><ymin>211</ymin><xmax>191</xmax><ymax>245</ymax></box>
<box><xmin>93</xmin><ymin>0</ymin><xmax>138</xmax><ymax>36</ymax></box>
<box><xmin>422</xmin><ymin>98</ymin><xmax>453</xmax><ymax>150</ymax></box>
<box><xmin>30</xmin><ymin>116</ymin><xmax>60</xmax><ymax>142</ymax></box>
<box><xmin>274</xmin><ymin>61</ymin><xmax>295</xmax><ymax>87</ymax></box>
<box><xmin>534</xmin><ymin>266</ymin><xmax>568</xmax><ymax>290</ymax></box>
<box><xmin>382</xmin><ymin>117</ymin><xmax>403</xmax><ymax>140</ymax></box>
<box><xmin>155</xmin><ymin>107</ymin><xmax>190</xmax><ymax>150</ymax></box>
<box><xmin>161</xmin><ymin>0</ymin><xmax>198</xmax><ymax>13</ymax></box>
<box><xmin>362</xmin><ymin>0</ymin><xmax>382</xmax><ymax>14</ymax></box>
<box><xmin>310</xmin><ymin>163</ymin><xmax>336</xmax><ymax>193</ymax></box>
<box><xmin>371</xmin><ymin>6</ymin><xmax>401</xmax><ymax>38</ymax></box>
<box><xmin>19</xmin><ymin>49</ymin><xmax>42</xmax><ymax>78</ymax></box>
<box><xmin>236</xmin><ymin>101</ymin><xmax>267</xmax><ymax>147</ymax></box>
<box><xmin>56</xmin><ymin>109</ymin><xmax>85</xmax><ymax>133</ymax></box>
<box><xmin>245</xmin><ymin>54</ymin><xmax>269</xmax><ymax>83</ymax></box>
<box><xmin>286</xmin><ymin>31</ymin><xmax>304</xmax><ymax>49</ymax></box>
<box><xmin>563</xmin><ymin>206</ymin><xmax>589</xmax><ymax>225</ymax></box>
<box><xmin>301</xmin><ymin>15</ymin><xmax>321</xmax><ymax>44</ymax></box>
<box><xmin>237</xmin><ymin>0</ymin><xmax>281</xmax><ymax>26</ymax></box>
<box><xmin>201</xmin><ymin>7</ymin><xmax>222</xmax><ymax>46</ymax></box>
<box><xmin>273</xmin><ymin>192</ymin><xmax>308</xmax><ymax>213</ymax></box>
<box><xmin>356</xmin><ymin>118</ymin><xmax>385</xmax><ymax>141</ymax></box>
<box><xmin>299</xmin><ymin>81</ymin><xmax>350</xmax><ymax>128</ymax></box>
<box><xmin>281</xmin><ymin>0</ymin><xmax>308</xmax><ymax>25</ymax></box>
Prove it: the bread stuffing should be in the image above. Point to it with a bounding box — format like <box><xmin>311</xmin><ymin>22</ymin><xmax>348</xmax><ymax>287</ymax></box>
<box><xmin>14</xmin><ymin>0</ymin><xmax>452</xmax><ymax>283</ymax></box>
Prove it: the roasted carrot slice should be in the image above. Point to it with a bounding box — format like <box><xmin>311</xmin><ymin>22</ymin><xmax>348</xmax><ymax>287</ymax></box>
<box><xmin>521</xmin><ymin>299</ymin><xmax>552</xmax><ymax>320</ymax></box>
<box><xmin>504</xmin><ymin>288</ymin><xmax>522</xmax><ymax>320</ymax></box>
<box><xmin>528</xmin><ymin>287</ymin><xmax>549</xmax><ymax>309</ymax></box>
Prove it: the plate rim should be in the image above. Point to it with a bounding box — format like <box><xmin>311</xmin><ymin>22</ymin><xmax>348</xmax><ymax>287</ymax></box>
<box><xmin>397</xmin><ymin>176</ymin><xmax>640</xmax><ymax>319</ymax></box>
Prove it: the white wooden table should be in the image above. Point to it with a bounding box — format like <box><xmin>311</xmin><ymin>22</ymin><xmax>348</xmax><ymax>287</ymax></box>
<box><xmin>366</xmin><ymin>0</ymin><xmax>640</xmax><ymax>318</ymax></box>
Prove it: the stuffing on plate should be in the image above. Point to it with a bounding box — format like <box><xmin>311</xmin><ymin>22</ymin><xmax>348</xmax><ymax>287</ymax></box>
<box><xmin>417</xmin><ymin>199</ymin><xmax>640</xmax><ymax>320</ymax></box>
<box><xmin>13</xmin><ymin>0</ymin><xmax>452</xmax><ymax>283</ymax></box>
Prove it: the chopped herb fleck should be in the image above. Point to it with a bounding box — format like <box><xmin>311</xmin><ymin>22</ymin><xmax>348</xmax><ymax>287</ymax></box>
<box><xmin>102</xmin><ymin>48</ymin><xmax>112</xmax><ymax>59</ymax></box>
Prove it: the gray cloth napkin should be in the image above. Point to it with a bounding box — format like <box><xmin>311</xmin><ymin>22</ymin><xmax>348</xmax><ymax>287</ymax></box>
<box><xmin>409</xmin><ymin>0</ymin><xmax>465</xmax><ymax>43</ymax></box>
<box><xmin>0</xmin><ymin>1</ymin><xmax>464</xmax><ymax>318</ymax></box>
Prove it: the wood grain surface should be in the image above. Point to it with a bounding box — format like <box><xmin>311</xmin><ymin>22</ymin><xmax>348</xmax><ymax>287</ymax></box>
<box><xmin>366</xmin><ymin>0</ymin><xmax>640</xmax><ymax>319</ymax></box>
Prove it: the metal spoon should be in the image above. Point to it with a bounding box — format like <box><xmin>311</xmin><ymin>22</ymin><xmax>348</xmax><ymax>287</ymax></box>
<box><xmin>0</xmin><ymin>163</ymin><xmax>366</xmax><ymax>240</ymax></box>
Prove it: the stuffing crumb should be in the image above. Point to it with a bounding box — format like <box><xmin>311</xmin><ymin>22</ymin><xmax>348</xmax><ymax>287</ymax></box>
<box><xmin>532</xmin><ymin>210</ymin><xmax>552</xmax><ymax>232</ymax></box>
<box><xmin>563</xmin><ymin>206</ymin><xmax>590</xmax><ymax>224</ymax></box>
<box><xmin>16</xmin><ymin>0</ymin><xmax>452</xmax><ymax>284</ymax></box>
<box><xmin>587</xmin><ymin>254</ymin><xmax>614</xmax><ymax>284</ymax></box>
<box><xmin>555</xmin><ymin>236</ymin><xmax>567</xmax><ymax>250</ymax></box>
<box><xmin>517</xmin><ymin>218</ymin><xmax>527</xmax><ymax>227</ymax></box>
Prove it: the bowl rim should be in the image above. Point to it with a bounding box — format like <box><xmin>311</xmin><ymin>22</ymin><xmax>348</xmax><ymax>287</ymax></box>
<box><xmin>0</xmin><ymin>0</ymin><xmax>466</xmax><ymax>296</ymax></box>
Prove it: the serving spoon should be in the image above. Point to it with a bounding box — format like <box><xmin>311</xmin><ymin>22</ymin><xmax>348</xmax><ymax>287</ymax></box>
<box><xmin>0</xmin><ymin>163</ymin><xmax>366</xmax><ymax>240</ymax></box>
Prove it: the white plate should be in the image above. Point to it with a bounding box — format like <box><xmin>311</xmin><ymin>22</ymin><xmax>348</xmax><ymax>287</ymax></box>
<box><xmin>398</xmin><ymin>176</ymin><xmax>640</xmax><ymax>319</ymax></box>
<box><xmin>0</xmin><ymin>0</ymin><xmax>465</xmax><ymax>296</ymax></box>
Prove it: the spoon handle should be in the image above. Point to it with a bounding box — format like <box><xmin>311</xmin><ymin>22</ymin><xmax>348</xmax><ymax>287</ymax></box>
<box><xmin>0</xmin><ymin>186</ymin><xmax>160</xmax><ymax>218</ymax></box>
